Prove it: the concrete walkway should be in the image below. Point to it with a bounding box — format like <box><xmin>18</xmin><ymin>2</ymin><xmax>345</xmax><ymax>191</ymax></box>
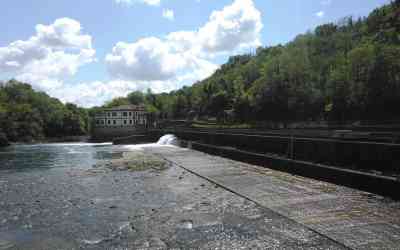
<box><xmin>150</xmin><ymin>146</ymin><xmax>400</xmax><ymax>250</ymax></box>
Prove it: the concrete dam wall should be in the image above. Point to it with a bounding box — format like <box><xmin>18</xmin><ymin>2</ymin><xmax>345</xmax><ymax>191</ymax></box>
<box><xmin>160</xmin><ymin>130</ymin><xmax>400</xmax><ymax>174</ymax></box>
<box><xmin>113</xmin><ymin>129</ymin><xmax>400</xmax><ymax>199</ymax></box>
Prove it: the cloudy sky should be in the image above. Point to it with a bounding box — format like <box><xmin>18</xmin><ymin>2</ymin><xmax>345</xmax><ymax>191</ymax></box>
<box><xmin>0</xmin><ymin>0</ymin><xmax>391</xmax><ymax>107</ymax></box>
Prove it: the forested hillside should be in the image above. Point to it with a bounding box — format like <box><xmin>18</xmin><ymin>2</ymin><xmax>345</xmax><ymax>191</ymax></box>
<box><xmin>0</xmin><ymin>80</ymin><xmax>89</xmax><ymax>142</ymax></box>
<box><xmin>108</xmin><ymin>1</ymin><xmax>400</xmax><ymax>124</ymax></box>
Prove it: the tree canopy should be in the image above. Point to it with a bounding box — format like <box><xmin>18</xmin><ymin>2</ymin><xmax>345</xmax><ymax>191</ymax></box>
<box><xmin>0</xmin><ymin>80</ymin><xmax>89</xmax><ymax>142</ymax></box>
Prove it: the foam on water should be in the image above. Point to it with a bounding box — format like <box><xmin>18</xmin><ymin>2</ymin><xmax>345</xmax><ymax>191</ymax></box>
<box><xmin>121</xmin><ymin>134</ymin><xmax>178</xmax><ymax>151</ymax></box>
<box><xmin>41</xmin><ymin>142</ymin><xmax>113</xmax><ymax>147</ymax></box>
<box><xmin>157</xmin><ymin>134</ymin><xmax>178</xmax><ymax>146</ymax></box>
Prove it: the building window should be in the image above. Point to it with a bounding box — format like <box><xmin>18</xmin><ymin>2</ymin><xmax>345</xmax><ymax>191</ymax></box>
<box><xmin>123</xmin><ymin>112</ymin><xmax>127</xmax><ymax>117</ymax></box>
<box><xmin>96</xmin><ymin>120</ymin><xmax>100</xmax><ymax>125</ymax></box>
<box><xmin>113</xmin><ymin>120</ymin><xmax>116</xmax><ymax>125</ymax></box>
<box><xmin>108</xmin><ymin>120</ymin><xmax>111</xmax><ymax>125</ymax></box>
<box><xmin>129</xmin><ymin>120</ymin><xmax>133</xmax><ymax>124</ymax></box>
<box><xmin>124</xmin><ymin>120</ymin><xmax>127</xmax><ymax>125</ymax></box>
<box><xmin>129</xmin><ymin>112</ymin><xmax>132</xmax><ymax>116</ymax></box>
<box><xmin>107</xmin><ymin>112</ymin><xmax>111</xmax><ymax>117</ymax></box>
<box><xmin>112</xmin><ymin>112</ymin><xmax>117</xmax><ymax>117</ymax></box>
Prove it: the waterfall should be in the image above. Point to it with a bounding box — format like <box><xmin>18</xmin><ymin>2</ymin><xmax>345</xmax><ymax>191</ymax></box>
<box><xmin>157</xmin><ymin>134</ymin><xmax>178</xmax><ymax>146</ymax></box>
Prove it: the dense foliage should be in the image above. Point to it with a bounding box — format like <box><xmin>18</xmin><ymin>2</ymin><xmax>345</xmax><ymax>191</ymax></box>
<box><xmin>108</xmin><ymin>1</ymin><xmax>400</xmax><ymax>125</ymax></box>
<box><xmin>0</xmin><ymin>80</ymin><xmax>89</xmax><ymax>142</ymax></box>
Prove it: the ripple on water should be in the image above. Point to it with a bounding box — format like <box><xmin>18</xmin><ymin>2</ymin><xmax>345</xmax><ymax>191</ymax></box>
<box><xmin>0</xmin><ymin>143</ymin><xmax>131</xmax><ymax>171</ymax></box>
<box><xmin>178</xmin><ymin>220</ymin><xmax>194</xmax><ymax>230</ymax></box>
<box><xmin>82</xmin><ymin>238</ymin><xmax>104</xmax><ymax>245</ymax></box>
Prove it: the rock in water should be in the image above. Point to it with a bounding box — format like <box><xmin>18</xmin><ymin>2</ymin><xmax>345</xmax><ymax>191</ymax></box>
<box><xmin>0</xmin><ymin>132</ymin><xmax>9</xmax><ymax>147</ymax></box>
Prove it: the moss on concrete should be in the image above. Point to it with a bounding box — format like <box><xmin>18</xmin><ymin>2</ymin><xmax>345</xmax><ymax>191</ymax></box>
<box><xmin>94</xmin><ymin>151</ymin><xmax>168</xmax><ymax>172</ymax></box>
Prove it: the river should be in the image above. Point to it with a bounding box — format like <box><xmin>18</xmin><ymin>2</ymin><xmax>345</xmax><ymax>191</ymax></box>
<box><xmin>0</xmin><ymin>140</ymin><xmax>356</xmax><ymax>249</ymax></box>
<box><xmin>0</xmin><ymin>142</ymin><xmax>165</xmax><ymax>249</ymax></box>
<box><xmin>0</xmin><ymin>143</ymin><xmax>128</xmax><ymax>172</ymax></box>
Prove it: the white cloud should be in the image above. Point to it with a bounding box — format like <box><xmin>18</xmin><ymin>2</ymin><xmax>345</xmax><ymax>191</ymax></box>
<box><xmin>49</xmin><ymin>80</ymin><xmax>140</xmax><ymax>107</ymax></box>
<box><xmin>321</xmin><ymin>0</ymin><xmax>332</xmax><ymax>6</ymax></box>
<box><xmin>0</xmin><ymin>18</ymin><xmax>95</xmax><ymax>92</ymax></box>
<box><xmin>106</xmin><ymin>0</ymin><xmax>262</xmax><ymax>84</ymax></box>
<box><xmin>162</xmin><ymin>9</ymin><xmax>175</xmax><ymax>21</ymax></box>
<box><xmin>315</xmin><ymin>11</ymin><xmax>325</xmax><ymax>18</ymax></box>
<box><xmin>35</xmin><ymin>18</ymin><xmax>93</xmax><ymax>50</ymax></box>
<box><xmin>0</xmin><ymin>39</ymin><xmax>49</xmax><ymax>72</ymax></box>
<box><xmin>106</xmin><ymin>37</ymin><xmax>184</xmax><ymax>81</ymax></box>
<box><xmin>198</xmin><ymin>0</ymin><xmax>263</xmax><ymax>53</ymax></box>
<box><xmin>49</xmin><ymin>78</ymin><xmax>182</xmax><ymax>107</ymax></box>
<box><xmin>114</xmin><ymin>0</ymin><xmax>160</xmax><ymax>6</ymax></box>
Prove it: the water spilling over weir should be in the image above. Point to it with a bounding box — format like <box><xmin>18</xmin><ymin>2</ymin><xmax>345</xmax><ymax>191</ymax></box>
<box><xmin>157</xmin><ymin>134</ymin><xmax>178</xmax><ymax>146</ymax></box>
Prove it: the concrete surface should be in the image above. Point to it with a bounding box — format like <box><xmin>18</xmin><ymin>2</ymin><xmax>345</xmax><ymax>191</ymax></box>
<box><xmin>149</xmin><ymin>146</ymin><xmax>400</xmax><ymax>250</ymax></box>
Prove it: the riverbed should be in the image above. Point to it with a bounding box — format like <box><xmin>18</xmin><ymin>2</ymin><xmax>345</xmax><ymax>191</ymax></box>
<box><xmin>0</xmin><ymin>142</ymin><xmax>348</xmax><ymax>249</ymax></box>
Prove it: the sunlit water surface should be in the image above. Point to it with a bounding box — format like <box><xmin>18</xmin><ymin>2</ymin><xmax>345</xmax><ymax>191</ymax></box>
<box><xmin>0</xmin><ymin>135</ymin><xmax>178</xmax><ymax>172</ymax></box>
<box><xmin>0</xmin><ymin>142</ymin><xmax>132</xmax><ymax>171</ymax></box>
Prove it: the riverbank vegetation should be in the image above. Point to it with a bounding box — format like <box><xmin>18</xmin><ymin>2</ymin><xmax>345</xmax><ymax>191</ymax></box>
<box><xmin>0</xmin><ymin>80</ymin><xmax>90</xmax><ymax>143</ymax></box>
<box><xmin>107</xmin><ymin>1</ymin><xmax>400</xmax><ymax>126</ymax></box>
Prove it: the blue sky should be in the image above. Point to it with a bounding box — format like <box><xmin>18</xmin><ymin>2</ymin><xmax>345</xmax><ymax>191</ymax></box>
<box><xmin>0</xmin><ymin>0</ymin><xmax>391</xmax><ymax>107</ymax></box>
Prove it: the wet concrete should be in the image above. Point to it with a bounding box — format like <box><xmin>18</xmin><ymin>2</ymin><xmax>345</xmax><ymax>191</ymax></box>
<box><xmin>0</xmin><ymin>145</ymin><xmax>349</xmax><ymax>249</ymax></box>
<box><xmin>149</xmin><ymin>146</ymin><xmax>400</xmax><ymax>249</ymax></box>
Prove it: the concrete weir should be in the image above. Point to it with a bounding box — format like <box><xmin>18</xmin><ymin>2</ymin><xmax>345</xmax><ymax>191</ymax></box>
<box><xmin>114</xmin><ymin>130</ymin><xmax>400</xmax><ymax>200</ymax></box>
<box><xmin>148</xmin><ymin>146</ymin><xmax>400</xmax><ymax>250</ymax></box>
<box><xmin>111</xmin><ymin>132</ymin><xmax>400</xmax><ymax>248</ymax></box>
<box><xmin>188</xmin><ymin>141</ymin><xmax>400</xmax><ymax>200</ymax></box>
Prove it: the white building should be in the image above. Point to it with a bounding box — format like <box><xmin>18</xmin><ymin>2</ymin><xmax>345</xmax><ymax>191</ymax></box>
<box><xmin>94</xmin><ymin>105</ymin><xmax>148</xmax><ymax>129</ymax></box>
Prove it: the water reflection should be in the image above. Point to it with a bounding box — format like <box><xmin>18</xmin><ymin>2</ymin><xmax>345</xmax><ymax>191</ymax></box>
<box><xmin>0</xmin><ymin>142</ymin><xmax>129</xmax><ymax>172</ymax></box>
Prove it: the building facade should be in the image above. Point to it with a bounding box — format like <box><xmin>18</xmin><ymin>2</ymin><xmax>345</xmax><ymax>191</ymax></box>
<box><xmin>92</xmin><ymin>105</ymin><xmax>149</xmax><ymax>140</ymax></box>
<box><xmin>94</xmin><ymin>105</ymin><xmax>148</xmax><ymax>128</ymax></box>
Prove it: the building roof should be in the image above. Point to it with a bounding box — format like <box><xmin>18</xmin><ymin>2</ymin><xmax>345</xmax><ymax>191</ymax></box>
<box><xmin>103</xmin><ymin>104</ymin><xmax>146</xmax><ymax>111</ymax></box>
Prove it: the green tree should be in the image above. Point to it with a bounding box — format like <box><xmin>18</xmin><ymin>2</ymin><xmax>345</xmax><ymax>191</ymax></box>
<box><xmin>127</xmin><ymin>91</ymin><xmax>145</xmax><ymax>105</ymax></box>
